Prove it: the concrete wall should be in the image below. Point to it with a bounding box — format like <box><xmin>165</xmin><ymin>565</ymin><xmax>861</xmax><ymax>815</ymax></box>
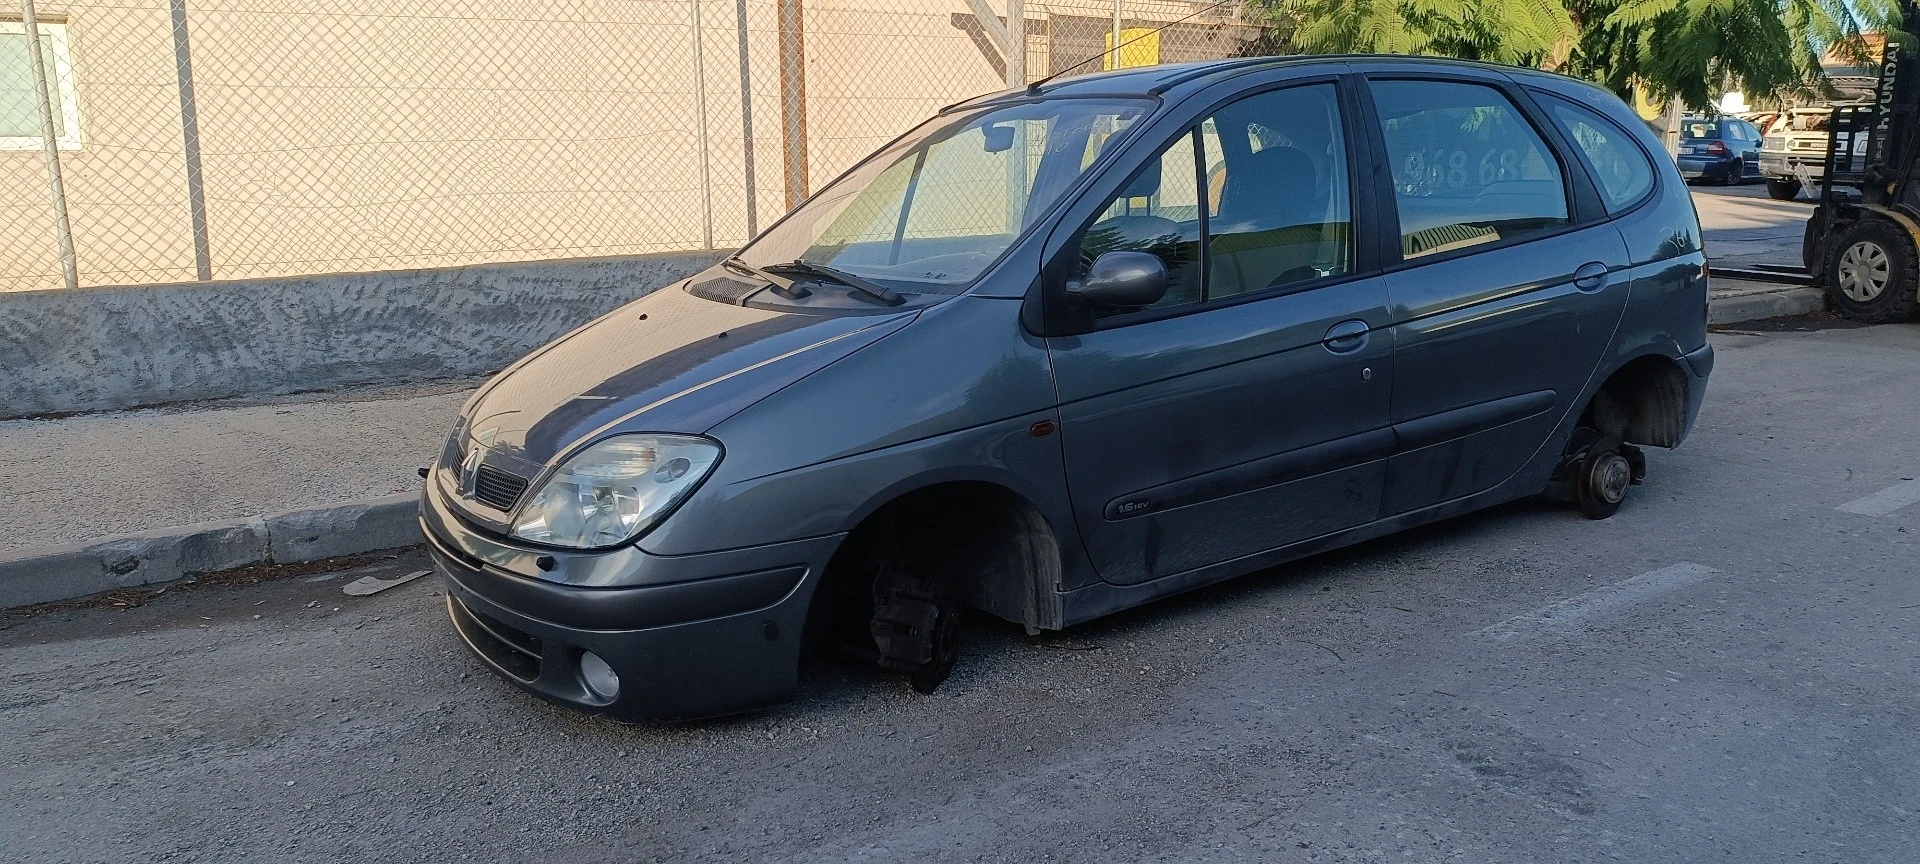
<box><xmin>0</xmin><ymin>249</ymin><xmax>727</xmax><ymax>419</ymax></box>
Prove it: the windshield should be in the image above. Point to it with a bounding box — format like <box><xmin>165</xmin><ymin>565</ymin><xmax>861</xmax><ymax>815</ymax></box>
<box><xmin>1682</xmin><ymin>121</ymin><xmax>1718</xmax><ymax>139</ymax></box>
<box><xmin>738</xmin><ymin>98</ymin><xmax>1150</xmax><ymax>294</ymax></box>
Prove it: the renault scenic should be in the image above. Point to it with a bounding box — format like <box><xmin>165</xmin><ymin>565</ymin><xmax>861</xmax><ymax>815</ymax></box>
<box><xmin>421</xmin><ymin>56</ymin><xmax>1714</xmax><ymax>720</ymax></box>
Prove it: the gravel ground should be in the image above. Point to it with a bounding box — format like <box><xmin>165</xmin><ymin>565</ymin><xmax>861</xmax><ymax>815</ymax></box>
<box><xmin>3</xmin><ymin>322</ymin><xmax>1916</xmax><ymax>862</ymax></box>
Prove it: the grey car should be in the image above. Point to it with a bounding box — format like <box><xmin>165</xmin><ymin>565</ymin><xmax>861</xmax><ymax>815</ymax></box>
<box><xmin>422</xmin><ymin>56</ymin><xmax>1713</xmax><ymax>721</ymax></box>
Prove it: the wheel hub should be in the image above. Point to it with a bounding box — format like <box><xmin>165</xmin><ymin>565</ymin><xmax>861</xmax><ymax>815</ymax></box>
<box><xmin>1837</xmin><ymin>240</ymin><xmax>1891</xmax><ymax>302</ymax></box>
<box><xmin>1588</xmin><ymin>452</ymin><xmax>1631</xmax><ymax>506</ymax></box>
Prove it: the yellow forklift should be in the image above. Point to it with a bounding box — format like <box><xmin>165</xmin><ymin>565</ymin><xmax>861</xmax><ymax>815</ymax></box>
<box><xmin>1805</xmin><ymin>29</ymin><xmax>1920</xmax><ymax>323</ymax></box>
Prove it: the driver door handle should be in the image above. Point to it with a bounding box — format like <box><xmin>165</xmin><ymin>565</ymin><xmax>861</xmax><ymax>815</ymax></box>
<box><xmin>1573</xmin><ymin>261</ymin><xmax>1610</xmax><ymax>292</ymax></box>
<box><xmin>1322</xmin><ymin>319</ymin><xmax>1371</xmax><ymax>354</ymax></box>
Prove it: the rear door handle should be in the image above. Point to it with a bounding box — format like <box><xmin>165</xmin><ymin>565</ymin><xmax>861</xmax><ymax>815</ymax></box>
<box><xmin>1322</xmin><ymin>319</ymin><xmax>1371</xmax><ymax>354</ymax></box>
<box><xmin>1573</xmin><ymin>261</ymin><xmax>1610</xmax><ymax>292</ymax></box>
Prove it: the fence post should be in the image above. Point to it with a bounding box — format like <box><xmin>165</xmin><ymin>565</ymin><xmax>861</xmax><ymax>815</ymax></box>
<box><xmin>777</xmin><ymin>0</ymin><xmax>807</xmax><ymax>210</ymax></box>
<box><xmin>169</xmin><ymin>0</ymin><xmax>211</xmax><ymax>280</ymax></box>
<box><xmin>735</xmin><ymin>0</ymin><xmax>757</xmax><ymax>237</ymax></box>
<box><xmin>19</xmin><ymin>0</ymin><xmax>77</xmax><ymax>291</ymax></box>
<box><xmin>1110</xmin><ymin>0</ymin><xmax>1121</xmax><ymax>70</ymax></box>
<box><xmin>692</xmin><ymin>0</ymin><xmax>713</xmax><ymax>248</ymax></box>
<box><xmin>1004</xmin><ymin>0</ymin><xmax>1024</xmax><ymax>88</ymax></box>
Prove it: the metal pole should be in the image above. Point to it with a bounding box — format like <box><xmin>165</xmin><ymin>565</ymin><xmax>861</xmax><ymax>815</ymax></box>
<box><xmin>1663</xmin><ymin>96</ymin><xmax>1682</xmax><ymax>158</ymax></box>
<box><xmin>169</xmin><ymin>0</ymin><xmax>212</xmax><ymax>281</ymax></box>
<box><xmin>1004</xmin><ymin>0</ymin><xmax>1025</xmax><ymax>88</ymax></box>
<box><xmin>777</xmin><ymin>0</ymin><xmax>807</xmax><ymax>210</ymax></box>
<box><xmin>735</xmin><ymin>0</ymin><xmax>757</xmax><ymax>237</ymax></box>
<box><xmin>1110</xmin><ymin>0</ymin><xmax>1121</xmax><ymax>70</ymax></box>
<box><xmin>693</xmin><ymin>0</ymin><xmax>713</xmax><ymax>248</ymax></box>
<box><xmin>19</xmin><ymin>0</ymin><xmax>77</xmax><ymax>291</ymax></box>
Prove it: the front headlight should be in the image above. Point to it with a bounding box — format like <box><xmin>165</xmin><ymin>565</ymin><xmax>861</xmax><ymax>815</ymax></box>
<box><xmin>509</xmin><ymin>434</ymin><xmax>721</xmax><ymax>549</ymax></box>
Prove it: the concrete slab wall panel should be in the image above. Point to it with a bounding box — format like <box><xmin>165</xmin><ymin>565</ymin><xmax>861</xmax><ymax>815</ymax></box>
<box><xmin>0</xmin><ymin>250</ymin><xmax>726</xmax><ymax>419</ymax></box>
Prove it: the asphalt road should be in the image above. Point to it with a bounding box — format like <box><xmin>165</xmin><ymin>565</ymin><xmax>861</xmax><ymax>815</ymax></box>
<box><xmin>5</xmin><ymin>322</ymin><xmax>1918</xmax><ymax>863</ymax></box>
<box><xmin>1691</xmin><ymin>181</ymin><xmax>1814</xmax><ymax>270</ymax></box>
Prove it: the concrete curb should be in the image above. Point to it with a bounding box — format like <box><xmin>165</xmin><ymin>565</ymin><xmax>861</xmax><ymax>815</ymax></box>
<box><xmin>0</xmin><ymin>493</ymin><xmax>421</xmax><ymax>610</ymax></box>
<box><xmin>1710</xmin><ymin>286</ymin><xmax>1826</xmax><ymax>325</ymax></box>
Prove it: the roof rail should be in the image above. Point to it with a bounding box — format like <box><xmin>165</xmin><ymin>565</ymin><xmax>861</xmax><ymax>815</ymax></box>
<box><xmin>1147</xmin><ymin>56</ymin><xmax>1299</xmax><ymax>95</ymax></box>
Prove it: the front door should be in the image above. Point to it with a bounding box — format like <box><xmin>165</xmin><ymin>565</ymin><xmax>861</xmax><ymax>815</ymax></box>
<box><xmin>1047</xmin><ymin>80</ymin><xmax>1394</xmax><ymax>585</ymax></box>
<box><xmin>1362</xmin><ymin>76</ymin><xmax>1633</xmax><ymax>514</ymax></box>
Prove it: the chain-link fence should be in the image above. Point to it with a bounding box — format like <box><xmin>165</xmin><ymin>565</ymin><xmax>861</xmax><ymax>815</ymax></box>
<box><xmin>2</xmin><ymin>0</ymin><xmax>1258</xmax><ymax>293</ymax></box>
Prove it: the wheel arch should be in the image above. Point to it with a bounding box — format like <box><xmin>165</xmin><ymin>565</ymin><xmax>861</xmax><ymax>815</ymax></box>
<box><xmin>816</xmin><ymin>472</ymin><xmax>1069</xmax><ymax>637</ymax></box>
<box><xmin>1582</xmin><ymin>352</ymin><xmax>1692</xmax><ymax>449</ymax></box>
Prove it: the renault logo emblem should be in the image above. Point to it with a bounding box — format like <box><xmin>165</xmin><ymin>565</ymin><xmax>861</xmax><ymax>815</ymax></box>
<box><xmin>458</xmin><ymin>446</ymin><xmax>483</xmax><ymax>498</ymax></box>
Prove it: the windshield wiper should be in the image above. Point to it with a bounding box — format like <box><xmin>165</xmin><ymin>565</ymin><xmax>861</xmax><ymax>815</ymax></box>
<box><xmin>721</xmin><ymin>256</ymin><xmax>810</xmax><ymax>299</ymax></box>
<box><xmin>766</xmin><ymin>259</ymin><xmax>905</xmax><ymax>306</ymax></box>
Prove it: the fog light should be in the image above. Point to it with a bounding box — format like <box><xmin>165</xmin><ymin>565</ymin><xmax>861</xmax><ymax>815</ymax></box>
<box><xmin>579</xmin><ymin>651</ymin><xmax>620</xmax><ymax>701</ymax></box>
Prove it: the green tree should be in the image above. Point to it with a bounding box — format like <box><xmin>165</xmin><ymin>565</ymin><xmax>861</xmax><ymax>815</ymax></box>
<box><xmin>1567</xmin><ymin>0</ymin><xmax>1898</xmax><ymax>109</ymax></box>
<box><xmin>1247</xmin><ymin>0</ymin><xmax>1903</xmax><ymax>109</ymax></box>
<box><xmin>1251</xmin><ymin>0</ymin><xmax>1577</xmax><ymax>66</ymax></box>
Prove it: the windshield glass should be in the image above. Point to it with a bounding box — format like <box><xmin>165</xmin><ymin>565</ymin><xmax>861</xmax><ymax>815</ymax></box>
<box><xmin>1682</xmin><ymin>121</ymin><xmax>1718</xmax><ymax>139</ymax></box>
<box><xmin>738</xmin><ymin>98</ymin><xmax>1150</xmax><ymax>293</ymax></box>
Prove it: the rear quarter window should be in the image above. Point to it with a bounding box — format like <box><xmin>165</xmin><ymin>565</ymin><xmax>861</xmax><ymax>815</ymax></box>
<box><xmin>1536</xmin><ymin>93</ymin><xmax>1656</xmax><ymax>215</ymax></box>
<box><xmin>1368</xmin><ymin>79</ymin><xmax>1570</xmax><ymax>259</ymax></box>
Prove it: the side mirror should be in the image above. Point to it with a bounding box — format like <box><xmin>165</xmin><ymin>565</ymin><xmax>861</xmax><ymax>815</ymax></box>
<box><xmin>1071</xmin><ymin>251</ymin><xmax>1168</xmax><ymax>308</ymax></box>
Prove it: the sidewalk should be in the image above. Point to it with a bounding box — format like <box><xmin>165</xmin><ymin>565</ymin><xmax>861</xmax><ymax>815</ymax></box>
<box><xmin>0</xmin><ymin>381</ymin><xmax>476</xmax><ymax>608</ymax></box>
<box><xmin>1708</xmin><ymin>275</ymin><xmax>1824</xmax><ymax>325</ymax></box>
<box><xmin>0</xmin><ymin>380</ymin><xmax>474</xmax><ymax>554</ymax></box>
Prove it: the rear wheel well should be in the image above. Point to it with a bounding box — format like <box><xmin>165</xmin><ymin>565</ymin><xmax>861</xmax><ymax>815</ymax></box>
<box><xmin>1581</xmin><ymin>355</ymin><xmax>1689</xmax><ymax>448</ymax></box>
<box><xmin>806</xmin><ymin>482</ymin><xmax>1064</xmax><ymax>653</ymax></box>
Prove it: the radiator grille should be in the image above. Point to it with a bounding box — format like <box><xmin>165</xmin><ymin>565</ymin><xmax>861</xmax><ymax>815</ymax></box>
<box><xmin>471</xmin><ymin>464</ymin><xmax>529</xmax><ymax>511</ymax></box>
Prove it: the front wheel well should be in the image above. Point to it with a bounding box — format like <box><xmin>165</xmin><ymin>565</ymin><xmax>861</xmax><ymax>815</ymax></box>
<box><xmin>1582</xmin><ymin>355</ymin><xmax>1690</xmax><ymax>449</ymax></box>
<box><xmin>805</xmin><ymin>481</ymin><xmax>1064</xmax><ymax>654</ymax></box>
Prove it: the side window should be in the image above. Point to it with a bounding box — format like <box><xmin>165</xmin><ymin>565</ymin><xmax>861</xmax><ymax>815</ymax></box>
<box><xmin>1369</xmin><ymin>80</ymin><xmax>1568</xmax><ymax>259</ymax></box>
<box><xmin>1205</xmin><ymin>84</ymin><xmax>1352</xmax><ymax>298</ymax></box>
<box><xmin>1537</xmin><ymin>93</ymin><xmax>1656</xmax><ymax>214</ymax></box>
<box><xmin>1069</xmin><ymin>83</ymin><xmax>1354</xmax><ymax>318</ymax></box>
<box><xmin>1075</xmin><ymin>131</ymin><xmax>1206</xmax><ymax>317</ymax></box>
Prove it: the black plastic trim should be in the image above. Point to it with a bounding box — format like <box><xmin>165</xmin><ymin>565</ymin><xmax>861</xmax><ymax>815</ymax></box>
<box><xmin>1101</xmin><ymin>389</ymin><xmax>1555</xmax><ymax>521</ymax></box>
<box><xmin>1390</xmin><ymin>389</ymin><xmax>1557</xmax><ymax>451</ymax></box>
<box><xmin>1104</xmin><ymin>427</ymin><xmax>1395</xmax><ymax>520</ymax></box>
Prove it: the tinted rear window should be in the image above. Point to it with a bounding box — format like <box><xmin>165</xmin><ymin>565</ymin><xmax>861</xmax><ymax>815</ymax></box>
<box><xmin>1538</xmin><ymin>93</ymin><xmax>1656</xmax><ymax>214</ymax></box>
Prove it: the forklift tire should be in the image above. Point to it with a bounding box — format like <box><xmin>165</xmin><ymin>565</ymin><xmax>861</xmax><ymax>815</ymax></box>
<box><xmin>1766</xmin><ymin>177</ymin><xmax>1802</xmax><ymax>200</ymax></box>
<box><xmin>1825</xmin><ymin>219</ymin><xmax>1920</xmax><ymax>323</ymax></box>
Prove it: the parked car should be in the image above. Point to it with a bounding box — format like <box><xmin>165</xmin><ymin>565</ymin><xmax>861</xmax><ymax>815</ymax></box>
<box><xmin>422</xmin><ymin>56</ymin><xmax>1714</xmax><ymax>721</ymax></box>
<box><xmin>1677</xmin><ymin>116</ymin><xmax>1763</xmax><ymax>184</ymax></box>
<box><xmin>1761</xmin><ymin>105</ymin><xmax>1868</xmax><ymax>199</ymax></box>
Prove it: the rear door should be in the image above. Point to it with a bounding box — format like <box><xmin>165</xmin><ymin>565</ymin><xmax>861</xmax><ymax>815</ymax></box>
<box><xmin>1361</xmin><ymin>74</ymin><xmax>1632</xmax><ymax>515</ymax></box>
<box><xmin>1046</xmin><ymin>76</ymin><xmax>1394</xmax><ymax>585</ymax></box>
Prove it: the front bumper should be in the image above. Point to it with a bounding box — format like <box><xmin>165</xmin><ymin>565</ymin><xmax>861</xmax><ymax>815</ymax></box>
<box><xmin>1759</xmin><ymin>153</ymin><xmax>1821</xmax><ymax>180</ymax></box>
<box><xmin>422</xmin><ymin>486</ymin><xmax>843</xmax><ymax>721</ymax></box>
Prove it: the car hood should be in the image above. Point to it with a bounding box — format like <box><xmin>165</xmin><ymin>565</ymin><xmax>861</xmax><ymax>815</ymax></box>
<box><xmin>457</xmin><ymin>283</ymin><xmax>918</xmax><ymax>471</ymax></box>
